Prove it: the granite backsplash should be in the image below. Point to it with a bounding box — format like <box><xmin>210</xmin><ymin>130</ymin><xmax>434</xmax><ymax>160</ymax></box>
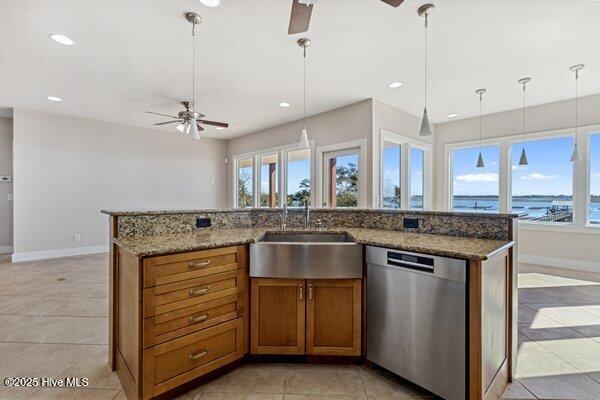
<box><xmin>110</xmin><ymin>209</ymin><xmax>515</xmax><ymax>241</ymax></box>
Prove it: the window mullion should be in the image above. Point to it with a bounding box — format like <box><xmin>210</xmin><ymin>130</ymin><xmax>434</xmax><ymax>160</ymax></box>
<box><xmin>499</xmin><ymin>141</ymin><xmax>511</xmax><ymax>213</ymax></box>
<box><xmin>573</xmin><ymin>131</ymin><xmax>588</xmax><ymax>225</ymax></box>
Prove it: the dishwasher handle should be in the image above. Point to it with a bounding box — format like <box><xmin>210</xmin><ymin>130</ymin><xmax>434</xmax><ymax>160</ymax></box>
<box><xmin>387</xmin><ymin>258</ymin><xmax>434</xmax><ymax>273</ymax></box>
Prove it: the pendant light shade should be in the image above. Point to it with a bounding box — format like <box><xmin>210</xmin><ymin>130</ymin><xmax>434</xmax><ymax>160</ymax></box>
<box><xmin>570</xmin><ymin>64</ymin><xmax>584</xmax><ymax>162</ymax></box>
<box><xmin>189</xmin><ymin>119</ymin><xmax>200</xmax><ymax>140</ymax></box>
<box><xmin>475</xmin><ymin>88</ymin><xmax>486</xmax><ymax>168</ymax></box>
<box><xmin>299</xmin><ymin>127</ymin><xmax>310</xmax><ymax>149</ymax></box>
<box><xmin>518</xmin><ymin>148</ymin><xmax>529</xmax><ymax>166</ymax></box>
<box><xmin>518</xmin><ymin>77</ymin><xmax>531</xmax><ymax>166</ymax></box>
<box><xmin>418</xmin><ymin>4</ymin><xmax>434</xmax><ymax>137</ymax></box>
<box><xmin>571</xmin><ymin>142</ymin><xmax>582</xmax><ymax>162</ymax></box>
<box><xmin>419</xmin><ymin>108</ymin><xmax>433</xmax><ymax>137</ymax></box>
<box><xmin>298</xmin><ymin>38</ymin><xmax>312</xmax><ymax>148</ymax></box>
<box><xmin>476</xmin><ymin>152</ymin><xmax>485</xmax><ymax>168</ymax></box>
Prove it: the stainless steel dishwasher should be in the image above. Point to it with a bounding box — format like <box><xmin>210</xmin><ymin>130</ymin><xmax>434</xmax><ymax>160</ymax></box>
<box><xmin>366</xmin><ymin>246</ymin><xmax>466</xmax><ymax>400</ymax></box>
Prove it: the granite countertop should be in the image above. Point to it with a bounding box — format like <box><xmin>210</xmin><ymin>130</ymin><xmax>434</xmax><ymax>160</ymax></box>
<box><xmin>114</xmin><ymin>227</ymin><xmax>513</xmax><ymax>261</ymax></box>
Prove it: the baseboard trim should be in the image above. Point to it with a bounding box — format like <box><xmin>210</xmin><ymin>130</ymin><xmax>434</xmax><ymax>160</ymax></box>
<box><xmin>519</xmin><ymin>254</ymin><xmax>600</xmax><ymax>274</ymax></box>
<box><xmin>11</xmin><ymin>245</ymin><xmax>108</xmax><ymax>262</ymax></box>
<box><xmin>0</xmin><ymin>246</ymin><xmax>13</xmax><ymax>254</ymax></box>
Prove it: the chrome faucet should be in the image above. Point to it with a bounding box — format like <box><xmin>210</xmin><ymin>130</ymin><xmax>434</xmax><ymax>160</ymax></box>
<box><xmin>281</xmin><ymin>204</ymin><xmax>288</xmax><ymax>230</ymax></box>
<box><xmin>303</xmin><ymin>199</ymin><xmax>310</xmax><ymax>228</ymax></box>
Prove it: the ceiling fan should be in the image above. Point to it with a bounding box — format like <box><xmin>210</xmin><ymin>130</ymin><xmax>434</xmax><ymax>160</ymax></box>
<box><xmin>146</xmin><ymin>101</ymin><xmax>229</xmax><ymax>134</ymax></box>
<box><xmin>146</xmin><ymin>12</ymin><xmax>229</xmax><ymax>139</ymax></box>
<box><xmin>288</xmin><ymin>0</ymin><xmax>405</xmax><ymax>35</ymax></box>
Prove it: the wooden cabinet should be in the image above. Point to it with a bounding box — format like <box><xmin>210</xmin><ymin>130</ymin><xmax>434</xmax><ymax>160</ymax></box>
<box><xmin>250</xmin><ymin>278</ymin><xmax>361</xmax><ymax>356</ymax></box>
<box><xmin>250</xmin><ymin>278</ymin><xmax>305</xmax><ymax>354</ymax></box>
<box><xmin>306</xmin><ymin>279</ymin><xmax>361</xmax><ymax>356</ymax></box>
<box><xmin>112</xmin><ymin>245</ymin><xmax>249</xmax><ymax>400</ymax></box>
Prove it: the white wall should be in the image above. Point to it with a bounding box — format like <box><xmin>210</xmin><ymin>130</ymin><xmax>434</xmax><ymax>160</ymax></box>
<box><xmin>0</xmin><ymin>117</ymin><xmax>13</xmax><ymax>252</ymax></box>
<box><xmin>434</xmin><ymin>93</ymin><xmax>600</xmax><ymax>272</ymax></box>
<box><xmin>12</xmin><ymin>109</ymin><xmax>227</xmax><ymax>261</ymax></box>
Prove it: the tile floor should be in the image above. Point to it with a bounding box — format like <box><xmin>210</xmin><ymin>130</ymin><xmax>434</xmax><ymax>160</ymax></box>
<box><xmin>0</xmin><ymin>254</ymin><xmax>599</xmax><ymax>399</ymax></box>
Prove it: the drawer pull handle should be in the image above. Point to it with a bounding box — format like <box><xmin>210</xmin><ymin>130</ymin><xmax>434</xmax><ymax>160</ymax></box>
<box><xmin>188</xmin><ymin>348</ymin><xmax>209</xmax><ymax>360</ymax></box>
<box><xmin>188</xmin><ymin>313</ymin><xmax>210</xmax><ymax>324</ymax></box>
<box><xmin>189</xmin><ymin>286</ymin><xmax>210</xmax><ymax>297</ymax></box>
<box><xmin>189</xmin><ymin>260</ymin><xmax>211</xmax><ymax>269</ymax></box>
<box><xmin>299</xmin><ymin>285</ymin><xmax>303</xmax><ymax>302</ymax></box>
<box><xmin>308</xmin><ymin>284</ymin><xmax>313</xmax><ymax>301</ymax></box>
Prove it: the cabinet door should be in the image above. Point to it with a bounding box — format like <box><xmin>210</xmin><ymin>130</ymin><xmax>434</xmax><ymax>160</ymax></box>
<box><xmin>306</xmin><ymin>279</ymin><xmax>361</xmax><ymax>356</ymax></box>
<box><xmin>251</xmin><ymin>278</ymin><xmax>305</xmax><ymax>354</ymax></box>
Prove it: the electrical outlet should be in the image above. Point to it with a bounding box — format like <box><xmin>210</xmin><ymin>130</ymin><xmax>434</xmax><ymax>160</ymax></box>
<box><xmin>73</xmin><ymin>233</ymin><xmax>81</xmax><ymax>242</ymax></box>
<box><xmin>403</xmin><ymin>218</ymin><xmax>419</xmax><ymax>229</ymax></box>
<box><xmin>196</xmin><ymin>217</ymin><xmax>212</xmax><ymax>228</ymax></box>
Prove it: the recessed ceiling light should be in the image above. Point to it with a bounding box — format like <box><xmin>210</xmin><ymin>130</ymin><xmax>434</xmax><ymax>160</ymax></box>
<box><xmin>46</xmin><ymin>96</ymin><xmax>62</xmax><ymax>102</ymax></box>
<box><xmin>388</xmin><ymin>81</ymin><xmax>402</xmax><ymax>89</ymax></box>
<box><xmin>216</xmin><ymin>127</ymin><xmax>224</xmax><ymax>130</ymax></box>
<box><xmin>198</xmin><ymin>0</ymin><xmax>221</xmax><ymax>7</ymax></box>
<box><xmin>48</xmin><ymin>34</ymin><xmax>74</xmax><ymax>46</ymax></box>
<box><xmin>279</xmin><ymin>102</ymin><xmax>290</xmax><ymax>108</ymax></box>
<box><xmin>447</xmin><ymin>113</ymin><xmax>458</xmax><ymax>118</ymax></box>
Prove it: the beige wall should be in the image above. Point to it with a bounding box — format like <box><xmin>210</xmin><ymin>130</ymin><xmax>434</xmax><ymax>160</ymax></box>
<box><xmin>433</xmin><ymin>93</ymin><xmax>600</xmax><ymax>271</ymax></box>
<box><xmin>12</xmin><ymin>109</ymin><xmax>227</xmax><ymax>259</ymax></box>
<box><xmin>0</xmin><ymin>118</ymin><xmax>13</xmax><ymax>250</ymax></box>
<box><xmin>227</xmin><ymin>100</ymin><xmax>374</xmax><ymax>207</ymax></box>
<box><xmin>226</xmin><ymin>99</ymin><xmax>424</xmax><ymax>209</ymax></box>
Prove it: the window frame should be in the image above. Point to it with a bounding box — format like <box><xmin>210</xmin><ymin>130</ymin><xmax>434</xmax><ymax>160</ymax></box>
<box><xmin>444</xmin><ymin>123</ymin><xmax>600</xmax><ymax>230</ymax></box>
<box><xmin>377</xmin><ymin>130</ymin><xmax>432</xmax><ymax>210</ymax></box>
<box><xmin>231</xmin><ymin>141</ymin><xmax>315</xmax><ymax>209</ymax></box>
<box><xmin>316</xmin><ymin>139</ymin><xmax>367</xmax><ymax>208</ymax></box>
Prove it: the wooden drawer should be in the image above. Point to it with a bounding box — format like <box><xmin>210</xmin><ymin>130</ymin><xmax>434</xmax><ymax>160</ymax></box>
<box><xmin>143</xmin><ymin>317</ymin><xmax>245</xmax><ymax>399</ymax></box>
<box><xmin>143</xmin><ymin>246</ymin><xmax>247</xmax><ymax>288</ymax></box>
<box><xmin>144</xmin><ymin>269</ymin><xmax>246</xmax><ymax>317</ymax></box>
<box><xmin>144</xmin><ymin>293</ymin><xmax>245</xmax><ymax>347</ymax></box>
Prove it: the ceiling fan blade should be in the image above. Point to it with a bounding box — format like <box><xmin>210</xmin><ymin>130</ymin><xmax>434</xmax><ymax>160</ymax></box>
<box><xmin>146</xmin><ymin>111</ymin><xmax>179</xmax><ymax>119</ymax></box>
<box><xmin>198</xmin><ymin>119</ymin><xmax>229</xmax><ymax>128</ymax></box>
<box><xmin>288</xmin><ymin>0</ymin><xmax>313</xmax><ymax>35</ymax></box>
<box><xmin>154</xmin><ymin>120</ymin><xmax>182</xmax><ymax>126</ymax></box>
<box><xmin>379</xmin><ymin>0</ymin><xmax>404</xmax><ymax>7</ymax></box>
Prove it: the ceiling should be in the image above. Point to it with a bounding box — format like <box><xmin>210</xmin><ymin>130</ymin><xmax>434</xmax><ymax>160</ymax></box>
<box><xmin>1</xmin><ymin>0</ymin><xmax>600</xmax><ymax>139</ymax></box>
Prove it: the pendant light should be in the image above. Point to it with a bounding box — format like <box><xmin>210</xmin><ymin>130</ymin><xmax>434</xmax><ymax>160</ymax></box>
<box><xmin>570</xmin><ymin>64</ymin><xmax>584</xmax><ymax>162</ymax></box>
<box><xmin>518</xmin><ymin>77</ymin><xmax>531</xmax><ymax>166</ymax></box>
<box><xmin>298</xmin><ymin>38</ymin><xmax>311</xmax><ymax>149</ymax></box>
<box><xmin>475</xmin><ymin>88</ymin><xmax>487</xmax><ymax>168</ymax></box>
<box><xmin>418</xmin><ymin>4</ymin><xmax>434</xmax><ymax>136</ymax></box>
<box><xmin>187</xmin><ymin>12</ymin><xmax>201</xmax><ymax>141</ymax></box>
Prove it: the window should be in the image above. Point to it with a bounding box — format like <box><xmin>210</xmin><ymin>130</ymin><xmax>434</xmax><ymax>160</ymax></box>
<box><xmin>324</xmin><ymin>149</ymin><xmax>359</xmax><ymax>208</ymax></box>
<box><xmin>382</xmin><ymin>143</ymin><xmax>401</xmax><ymax>209</ymax></box>
<box><xmin>286</xmin><ymin>148</ymin><xmax>311</xmax><ymax>207</ymax></box>
<box><xmin>411</xmin><ymin>148</ymin><xmax>424</xmax><ymax>210</ymax></box>
<box><xmin>237</xmin><ymin>157</ymin><xmax>254</xmax><ymax>208</ymax></box>
<box><xmin>259</xmin><ymin>153</ymin><xmax>279</xmax><ymax>208</ymax></box>
<box><xmin>590</xmin><ymin>133</ymin><xmax>600</xmax><ymax>224</ymax></box>
<box><xmin>511</xmin><ymin>137</ymin><xmax>573</xmax><ymax>222</ymax></box>
<box><xmin>451</xmin><ymin>145</ymin><xmax>500</xmax><ymax>213</ymax></box>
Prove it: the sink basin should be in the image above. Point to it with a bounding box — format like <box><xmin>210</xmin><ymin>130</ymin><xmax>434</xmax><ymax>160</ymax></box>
<box><xmin>258</xmin><ymin>232</ymin><xmax>354</xmax><ymax>243</ymax></box>
<box><xmin>250</xmin><ymin>232</ymin><xmax>363</xmax><ymax>279</ymax></box>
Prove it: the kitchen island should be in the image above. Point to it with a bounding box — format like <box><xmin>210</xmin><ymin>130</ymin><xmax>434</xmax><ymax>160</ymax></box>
<box><xmin>102</xmin><ymin>209</ymin><xmax>518</xmax><ymax>400</ymax></box>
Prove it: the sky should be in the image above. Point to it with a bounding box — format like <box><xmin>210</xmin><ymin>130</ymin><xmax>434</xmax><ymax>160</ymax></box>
<box><xmin>382</xmin><ymin>146</ymin><xmax>424</xmax><ymax>198</ymax></box>
<box><xmin>452</xmin><ymin>136</ymin><xmax>585</xmax><ymax>197</ymax></box>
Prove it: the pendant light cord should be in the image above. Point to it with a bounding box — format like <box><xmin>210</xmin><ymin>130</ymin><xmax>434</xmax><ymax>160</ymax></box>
<box><xmin>303</xmin><ymin>45</ymin><xmax>307</xmax><ymax>129</ymax></box>
<box><xmin>424</xmin><ymin>14</ymin><xmax>428</xmax><ymax>109</ymax></box>
<box><xmin>479</xmin><ymin>92</ymin><xmax>483</xmax><ymax>149</ymax></box>
<box><xmin>522</xmin><ymin>82</ymin><xmax>526</xmax><ymax>146</ymax></box>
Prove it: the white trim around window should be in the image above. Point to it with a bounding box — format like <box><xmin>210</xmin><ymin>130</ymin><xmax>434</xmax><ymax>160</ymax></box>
<box><xmin>443</xmin><ymin>123</ymin><xmax>600</xmax><ymax>229</ymax></box>
<box><xmin>231</xmin><ymin>140</ymin><xmax>316</xmax><ymax>209</ymax></box>
<box><xmin>376</xmin><ymin>130</ymin><xmax>433</xmax><ymax>210</ymax></box>
<box><xmin>316</xmin><ymin>139</ymin><xmax>367</xmax><ymax>208</ymax></box>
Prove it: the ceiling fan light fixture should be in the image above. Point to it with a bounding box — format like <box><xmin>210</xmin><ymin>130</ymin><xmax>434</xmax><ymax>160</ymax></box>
<box><xmin>198</xmin><ymin>0</ymin><xmax>221</xmax><ymax>7</ymax></box>
<box><xmin>189</xmin><ymin>119</ymin><xmax>200</xmax><ymax>140</ymax></box>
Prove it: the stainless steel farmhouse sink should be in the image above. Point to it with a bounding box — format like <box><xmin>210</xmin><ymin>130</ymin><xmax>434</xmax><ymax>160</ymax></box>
<box><xmin>249</xmin><ymin>232</ymin><xmax>363</xmax><ymax>279</ymax></box>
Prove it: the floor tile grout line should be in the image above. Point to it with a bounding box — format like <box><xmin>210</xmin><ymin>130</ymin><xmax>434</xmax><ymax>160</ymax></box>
<box><xmin>513</xmin><ymin>378</ymin><xmax>540</xmax><ymax>400</ymax></box>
